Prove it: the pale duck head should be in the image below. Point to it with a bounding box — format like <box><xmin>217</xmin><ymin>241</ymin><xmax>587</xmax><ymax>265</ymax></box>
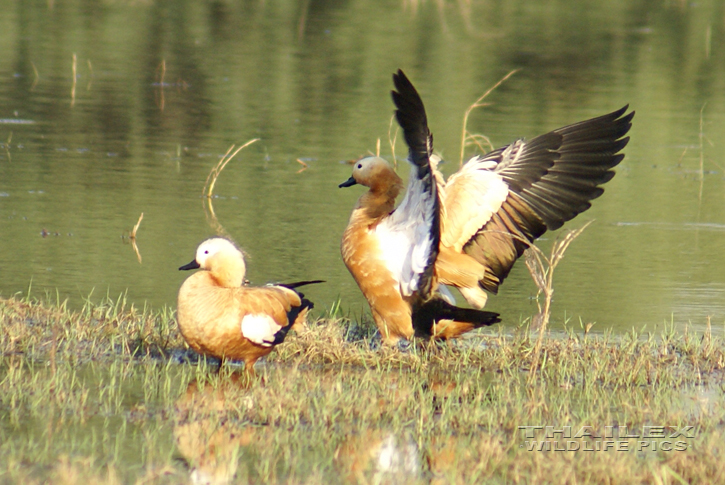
<box><xmin>179</xmin><ymin>237</ymin><xmax>247</xmax><ymax>287</ymax></box>
<box><xmin>339</xmin><ymin>156</ymin><xmax>401</xmax><ymax>191</ymax></box>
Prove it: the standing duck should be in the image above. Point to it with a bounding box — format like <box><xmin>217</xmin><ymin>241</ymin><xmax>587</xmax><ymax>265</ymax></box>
<box><xmin>340</xmin><ymin>69</ymin><xmax>633</xmax><ymax>343</ymax></box>
<box><xmin>177</xmin><ymin>237</ymin><xmax>318</xmax><ymax>372</ymax></box>
<box><xmin>339</xmin><ymin>71</ymin><xmax>502</xmax><ymax>345</ymax></box>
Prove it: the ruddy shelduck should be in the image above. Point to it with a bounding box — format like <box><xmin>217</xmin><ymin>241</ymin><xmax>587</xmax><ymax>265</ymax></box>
<box><xmin>340</xmin><ymin>69</ymin><xmax>633</xmax><ymax>344</ymax></box>
<box><xmin>340</xmin><ymin>71</ymin><xmax>502</xmax><ymax>345</ymax></box>
<box><xmin>177</xmin><ymin>237</ymin><xmax>319</xmax><ymax>372</ymax></box>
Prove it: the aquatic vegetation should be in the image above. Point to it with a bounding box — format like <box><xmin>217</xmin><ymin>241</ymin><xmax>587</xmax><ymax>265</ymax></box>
<box><xmin>1</xmin><ymin>295</ymin><xmax>724</xmax><ymax>484</ymax></box>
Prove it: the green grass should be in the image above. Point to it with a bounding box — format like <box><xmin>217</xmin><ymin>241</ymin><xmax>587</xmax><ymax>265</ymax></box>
<box><xmin>1</xmin><ymin>294</ymin><xmax>724</xmax><ymax>484</ymax></box>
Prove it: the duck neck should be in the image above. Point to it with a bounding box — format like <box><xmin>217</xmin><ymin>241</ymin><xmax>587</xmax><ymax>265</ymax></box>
<box><xmin>210</xmin><ymin>253</ymin><xmax>246</xmax><ymax>287</ymax></box>
<box><xmin>357</xmin><ymin>174</ymin><xmax>404</xmax><ymax>221</ymax></box>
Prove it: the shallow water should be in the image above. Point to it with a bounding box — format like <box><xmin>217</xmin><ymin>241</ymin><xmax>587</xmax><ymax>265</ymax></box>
<box><xmin>0</xmin><ymin>355</ymin><xmax>721</xmax><ymax>484</ymax></box>
<box><xmin>0</xmin><ymin>0</ymin><xmax>725</xmax><ymax>335</ymax></box>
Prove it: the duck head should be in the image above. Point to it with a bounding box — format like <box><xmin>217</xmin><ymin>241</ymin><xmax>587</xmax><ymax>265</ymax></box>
<box><xmin>179</xmin><ymin>237</ymin><xmax>247</xmax><ymax>287</ymax></box>
<box><xmin>339</xmin><ymin>156</ymin><xmax>403</xmax><ymax>193</ymax></box>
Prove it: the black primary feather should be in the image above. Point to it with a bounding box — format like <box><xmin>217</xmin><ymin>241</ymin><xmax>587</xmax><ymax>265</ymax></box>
<box><xmin>392</xmin><ymin>69</ymin><xmax>434</xmax><ymax>177</ymax></box>
<box><xmin>267</xmin><ymin>297</ymin><xmax>315</xmax><ymax>346</ymax></box>
<box><xmin>391</xmin><ymin>69</ymin><xmax>441</xmax><ymax>299</ymax></box>
<box><xmin>462</xmin><ymin>105</ymin><xmax>634</xmax><ymax>294</ymax></box>
<box><xmin>492</xmin><ymin>105</ymin><xmax>634</xmax><ymax>230</ymax></box>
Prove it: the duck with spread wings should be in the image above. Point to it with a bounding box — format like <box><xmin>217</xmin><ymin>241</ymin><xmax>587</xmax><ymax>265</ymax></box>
<box><xmin>340</xmin><ymin>70</ymin><xmax>633</xmax><ymax>345</ymax></box>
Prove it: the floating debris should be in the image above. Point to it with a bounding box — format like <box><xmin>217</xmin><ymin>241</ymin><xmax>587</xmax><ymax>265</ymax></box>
<box><xmin>0</xmin><ymin>119</ymin><xmax>35</xmax><ymax>125</ymax></box>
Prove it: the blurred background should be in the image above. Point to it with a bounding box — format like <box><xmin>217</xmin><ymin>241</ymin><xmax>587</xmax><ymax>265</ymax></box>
<box><xmin>0</xmin><ymin>0</ymin><xmax>723</xmax><ymax>334</ymax></box>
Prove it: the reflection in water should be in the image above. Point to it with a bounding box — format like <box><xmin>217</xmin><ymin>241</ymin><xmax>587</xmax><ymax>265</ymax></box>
<box><xmin>174</xmin><ymin>376</ymin><xmax>432</xmax><ymax>485</ymax></box>
<box><xmin>174</xmin><ymin>376</ymin><xmax>256</xmax><ymax>485</ymax></box>
<box><xmin>173</xmin><ymin>378</ymin><xmax>503</xmax><ymax>485</ymax></box>
<box><xmin>335</xmin><ymin>430</ymin><xmax>423</xmax><ymax>484</ymax></box>
<box><xmin>172</xmin><ymin>368</ymin><xmax>500</xmax><ymax>484</ymax></box>
<box><xmin>0</xmin><ymin>0</ymin><xmax>724</xmax><ymax>335</ymax></box>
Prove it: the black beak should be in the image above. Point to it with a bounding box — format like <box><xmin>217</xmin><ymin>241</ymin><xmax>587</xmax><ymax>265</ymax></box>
<box><xmin>339</xmin><ymin>176</ymin><xmax>357</xmax><ymax>188</ymax></box>
<box><xmin>179</xmin><ymin>260</ymin><xmax>201</xmax><ymax>271</ymax></box>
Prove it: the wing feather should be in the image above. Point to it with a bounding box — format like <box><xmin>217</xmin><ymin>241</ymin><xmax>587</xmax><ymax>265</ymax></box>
<box><xmin>376</xmin><ymin>164</ymin><xmax>438</xmax><ymax>297</ymax></box>
<box><xmin>440</xmin><ymin>163</ymin><xmax>510</xmax><ymax>252</ymax></box>
<box><xmin>241</xmin><ymin>314</ymin><xmax>282</xmax><ymax>347</ymax></box>
<box><xmin>447</xmin><ymin>106</ymin><xmax>633</xmax><ymax>295</ymax></box>
<box><xmin>381</xmin><ymin>69</ymin><xmax>440</xmax><ymax>299</ymax></box>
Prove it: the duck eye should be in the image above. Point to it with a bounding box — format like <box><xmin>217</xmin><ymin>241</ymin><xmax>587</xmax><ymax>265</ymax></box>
<box><xmin>204</xmin><ymin>250</ymin><xmax>209</xmax><ymax>255</ymax></box>
<box><xmin>357</xmin><ymin>164</ymin><xmax>362</xmax><ymax>169</ymax></box>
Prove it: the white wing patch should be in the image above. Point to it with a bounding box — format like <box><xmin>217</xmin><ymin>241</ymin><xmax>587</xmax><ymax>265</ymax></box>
<box><xmin>241</xmin><ymin>314</ymin><xmax>282</xmax><ymax>347</ymax></box>
<box><xmin>441</xmin><ymin>155</ymin><xmax>510</xmax><ymax>252</ymax></box>
<box><xmin>376</xmin><ymin>162</ymin><xmax>437</xmax><ymax>297</ymax></box>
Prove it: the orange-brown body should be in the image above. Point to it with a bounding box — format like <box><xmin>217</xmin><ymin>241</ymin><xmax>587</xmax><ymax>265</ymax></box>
<box><xmin>340</xmin><ymin>158</ymin><xmax>490</xmax><ymax>344</ymax></box>
<box><xmin>177</xmin><ymin>237</ymin><xmax>310</xmax><ymax>371</ymax></box>
<box><xmin>340</xmin><ymin>168</ymin><xmax>417</xmax><ymax>343</ymax></box>
<box><xmin>177</xmin><ymin>272</ymin><xmax>301</xmax><ymax>366</ymax></box>
<box><xmin>340</xmin><ymin>70</ymin><xmax>631</xmax><ymax>343</ymax></box>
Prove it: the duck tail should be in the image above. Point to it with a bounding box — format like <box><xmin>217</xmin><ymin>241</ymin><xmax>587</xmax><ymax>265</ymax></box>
<box><xmin>413</xmin><ymin>297</ymin><xmax>501</xmax><ymax>339</ymax></box>
<box><xmin>276</xmin><ymin>279</ymin><xmax>326</xmax><ymax>290</ymax></box>
<box><xmin>270</xmin><ymin>297</ymin><xmax>315</xmax><ymax>346</ymax></box>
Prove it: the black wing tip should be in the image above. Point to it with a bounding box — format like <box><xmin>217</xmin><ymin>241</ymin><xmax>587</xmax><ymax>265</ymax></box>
<box><xmin>615</xmin><ymin>105</ymin><xmax>635</xmax><ymax>137</ymax></box>
<box><xmin>390</xmin><ymin>69</ymin><xmax>433</xmax><ymax>169</ymax></box>
<box><xmin>392</xmin><ymin>69</ymin><xmax>412</xmax><ymax>91</ymax></box>
<box><xmin>299</xmin><ymin>297</ymin><xmax>315</xmax><ymax>312</ymax></box>
<box><xmin>273</xmin><ymin>297</ymin><xmax>315</xmax><ymax>346</ymax></box>
<box><xmin>607</xmin><ymin>104</ymin><xmax>634</xmax><ymax>123</ymax></box>
<box><xmin>391</xmin><ymin>69</ymin><xmax>418</xmax><ymax>108</ymax></box>
<box><xmin>604</xmin><ymin>105</ymin><xmax>635</xmax><ymax>138</ymax></box>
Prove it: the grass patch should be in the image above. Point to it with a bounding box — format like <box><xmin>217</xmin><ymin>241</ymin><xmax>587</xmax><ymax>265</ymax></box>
<box><xmin>1</xmin><ymin>294</ymin><xmax>724</xmax><ymax>484</ymax></box>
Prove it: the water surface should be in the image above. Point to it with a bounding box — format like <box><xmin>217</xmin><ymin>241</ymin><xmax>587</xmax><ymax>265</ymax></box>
<box><xmin>1</xmin><ymin>0</ymin><xmax>724</xmax><ymax>335</ymax></box>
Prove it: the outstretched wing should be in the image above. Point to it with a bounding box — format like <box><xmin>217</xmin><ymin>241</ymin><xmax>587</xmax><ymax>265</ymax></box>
<box><xmin>376</xmin><ymin>70</ymin><xmax>440</xmax><ymax>299</ymax></box>
<box><xmin>444</xmin><ymin>106</ymin><xmax>634</xmax><ymax>293</ymax></box>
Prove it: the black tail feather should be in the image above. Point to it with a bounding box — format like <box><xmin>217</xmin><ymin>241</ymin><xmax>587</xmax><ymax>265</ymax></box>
<box><xmin>413</xmin><ymin>298</ymin><xmax>501</xmax><ymax>339</ymax></box>
<box><xmin>275</xmin><ymin>280</ymin><xmax>326</xmax><ymax>290</ymax></box>
<box><xmin>271</xmin><ymin>297</ymin><xmax>315</xmax><ymax>346</ymax></box>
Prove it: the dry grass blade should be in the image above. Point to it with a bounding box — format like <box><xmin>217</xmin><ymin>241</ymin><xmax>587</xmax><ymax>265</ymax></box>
<box><xmin>130</xmin><ymin>212</ymin><xmax>144</xmax><ymax>263</ymax></box>
<box><xmin>86</xmin><ymin>59</ymin><xmax>93</xmax><ymax>92</ymax></box>
<box><xmin>297</xmin><ymin>0</ymin><xmax>310</xmax><ymax>40</ymax></box>
<box><xmin>296</xmin><ymin>158</ymin><xmax>309</xmax><ymax>173</ymax></box>
<box><xmin>203</xmin><ymin>197</ymin><xmax>228</xmax><ymax>237</ymax></box>
<box><xmin>388</xmin><ymin>113</ymin><xmax>399</xmax><ymax>169</ymax></box>
<box><xmin>5</xmin><ymin>132</ymin><xmax>12</xmax><ymax>162</ymax></box>
<box><xmin>459</xmin><ymin>69</ymin><xmax>518</xmax><ymax>166</ymax></box>
<box><xmin>550</xmin><ymin>222</ymin><xmax>591</xmax><ymax>268</ymax></box>
<box><xmin>524</xmin><ymin>248</ymin><xmax>546</xmax><ymax>295</ymax></box>
<box><xmin>130</xmin><ymin>213</ymin><xmax>144</xmax><ymax>240</ymax></box>
<box><xmin>526</xmin><ymin>221</ymin><xmax>593</xmax><ymax>383</ymax></box>
<box><xmin>71</xmin><ymin>53</ymin><xmax>77</xmax><ymax>108</ymax></box>
<box><xmin>131</xmin><ymin>240</ymin><xmax>142</xmax><ymax>264</ymax></box>
<box><xmin>202</xmin><ymin>139</ymin><xmax>259</xmax><ymax>199</ymax></box>
<box><xmin>201</xmin><ymin>139</ymin><xmax>259</xmax><ymax>236</ymax></box>
<box><xmin>156</xmin><ymin>60</ymin><xmax>166</xmax><ymax>110</ymax></box>
<box><xmin>120</xmin><ymin>213</ymin><xmax>145</xmax><ymax>263</ymax></box>
<box><xmin>30</xmin><ymin>61</ymin><xmax>39</xmax><ymax>91</ymax></box>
